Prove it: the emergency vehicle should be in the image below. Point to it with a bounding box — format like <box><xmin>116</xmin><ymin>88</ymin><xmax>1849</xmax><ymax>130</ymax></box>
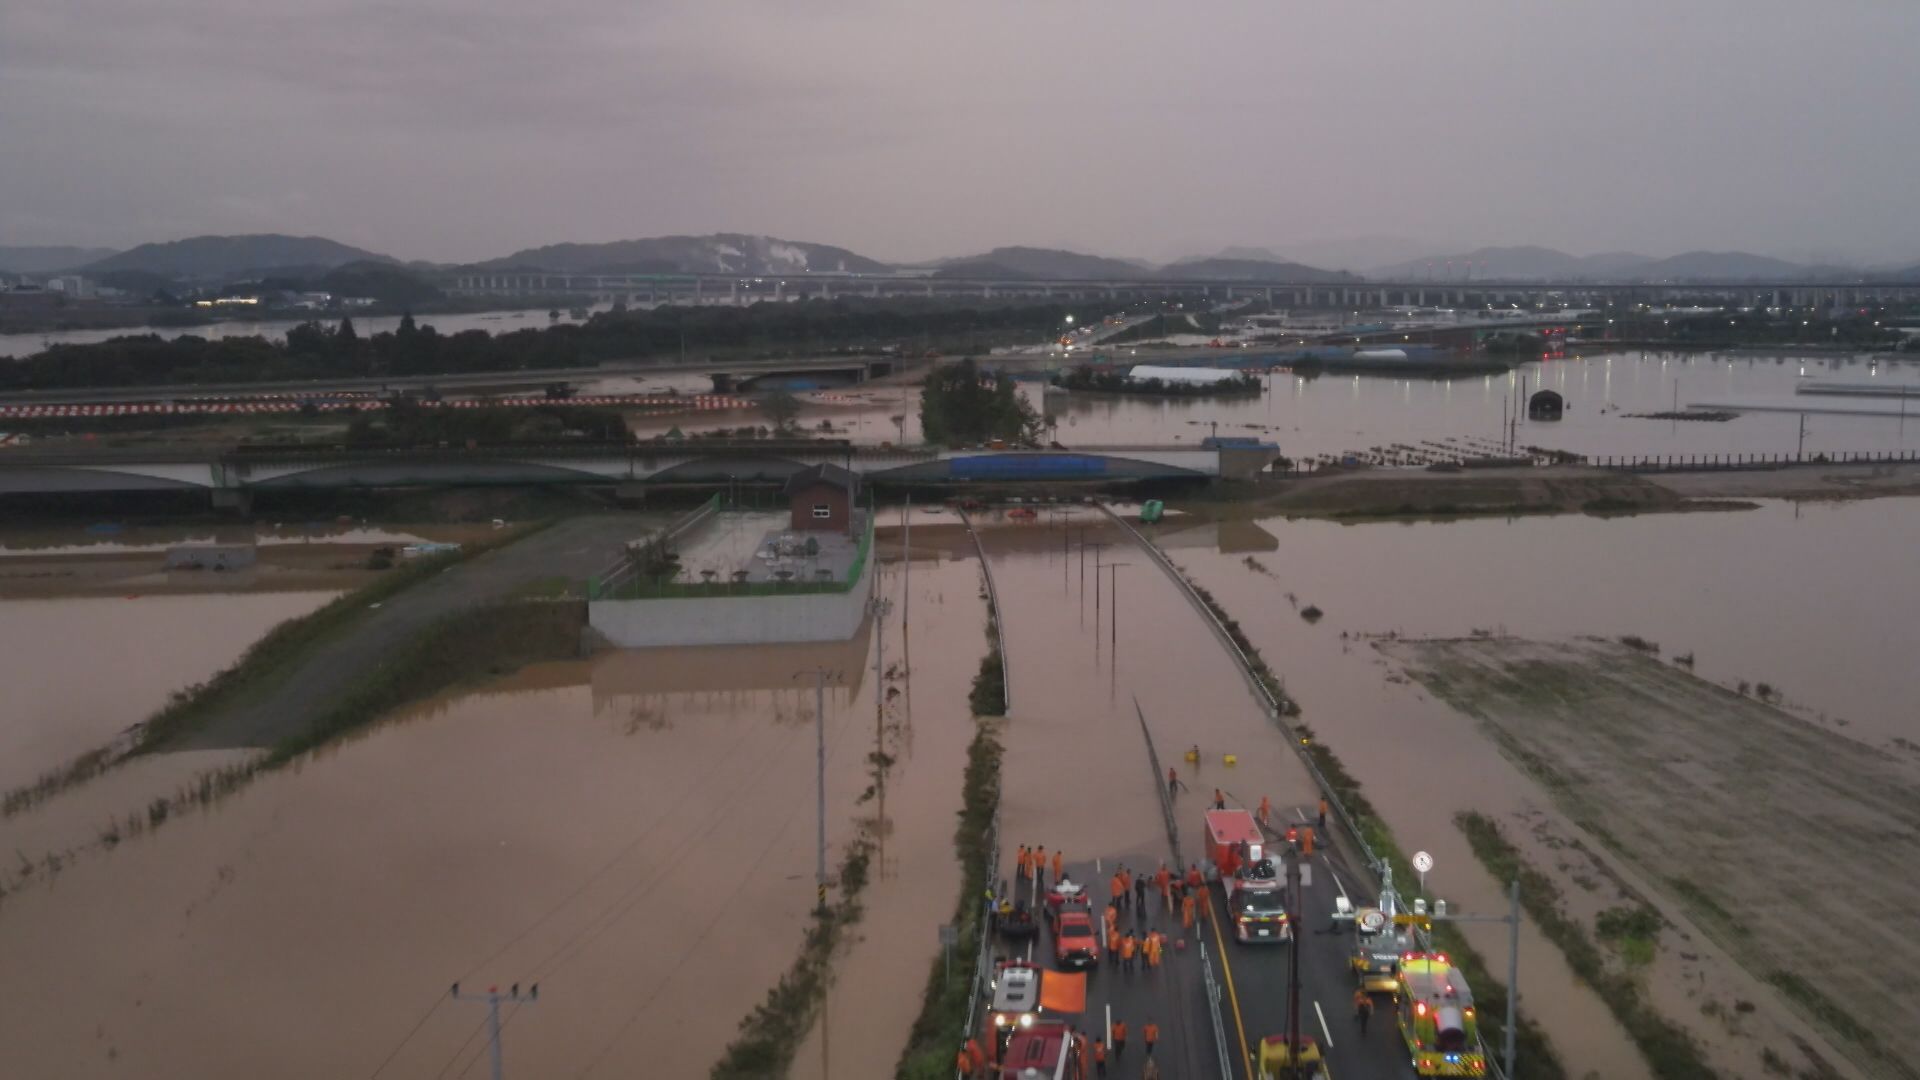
<box><xmin>996</xmin><ymin>1019</ymin><xmax>1084</xmax><ymax>1080</ymax></box>
<box><xmin>1347</xmin><ymin>863</ymin><xmax>1418</xmax><ymax>992</ymax></box>
<box><xmin>1203</xmin><ymin>809</ymin><xmax>1289</xmax><ymax>943</ymax></box>
<box><xmin>984</xmin><ymin>960</ymin><xmax>1044</xmax><ymax>1064</ymax></box>
<box><xmin>1395</xmin><ymin>952</ymin><xmax>1487</xmax><ymax>1076</ymax></box>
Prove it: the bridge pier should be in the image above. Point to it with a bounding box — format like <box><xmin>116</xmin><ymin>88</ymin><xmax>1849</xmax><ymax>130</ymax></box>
<box><xmin>211</xmin><ymin>488</ymin><xmax>252</xmax><ymax>515</ymax></box>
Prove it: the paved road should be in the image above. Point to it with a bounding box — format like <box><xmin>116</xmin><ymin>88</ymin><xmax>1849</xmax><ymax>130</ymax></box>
<box><xmin>1196</xmin><ymin>798</ymin><xmax>1414</xmax><ymax>1080</ymax></box>
<box><xmin>167</xmin><ymin>513</ymin><xmax>663</xmax><ymax>751</ymax></box>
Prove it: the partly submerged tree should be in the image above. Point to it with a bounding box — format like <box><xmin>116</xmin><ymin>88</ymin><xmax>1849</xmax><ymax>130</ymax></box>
<box><xmin>918</xmin><ymin>357</ymin><xmax>1038</xmax><ymax>446</ymax></box>
<box><xmin>760</xmin><ymin>391</ymin><xmax>803</xmax><ymax>434</ymax></box>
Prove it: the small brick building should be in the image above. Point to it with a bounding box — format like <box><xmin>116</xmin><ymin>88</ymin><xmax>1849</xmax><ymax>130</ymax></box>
<box><xmin>785</xmin><ymin>463</ymin><xmax>858</xmax><ymax>533</ymax></box>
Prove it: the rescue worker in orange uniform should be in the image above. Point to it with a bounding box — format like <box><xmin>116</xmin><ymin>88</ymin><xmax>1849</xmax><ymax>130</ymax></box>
<box><xmin>1155</xmin><ymin>863</ymin><xmax>1174</xmax><ymax>913</ymax></box>
<box><xmin>1318</xmin><ymin>796</ymin><xmax>1330</xmax><ymax>832</ymax></box>
<box><xmin>1110</xmin><ymin>1019</ymin><xmax>1127</xmax><ymax>1058</ymax></box>
<box><xmin>1119</xmin><ymin>931</ymin><xmax>1138</xmax><ymax>972</ymax></box>
<box><xmin>1110</xmin><ymin>870</ymin><xmax>1127</xmax><ymax>910</ymax></box>
<box><xmin>1181</xmin><ymin>892</ymin><xmax>1198</xmax><ymax>932</ymax></box>
<box><xmin>1301</xmin><ymin>826</ymin><xmax>1316</xmax><ymax>857</ymax></box>
<box><xmin>1052</xmin><ymin>849</ymin><xmax>1064</xmax><ymax>884</ymax></box>
<box><xmin>1016</xmin><ymin>845</ymin><xmax>1031</xmax><ymax>882</ymax></box>
<box><xmin>1185</xmin><ymin>863</ymin><xmax>1205</xmax><ymax>891</ymax></box>
<box><xmin>1103</xmin><ymin>902</ymin><xmax>1119</xmax><ymax>942</ymax></box>
<box><xmin>1093</xmin><ymin>1036</ymin><xmax>1108</xmax><ymax>1078</ymax></box>
<box><xmin>956</xmin><ymin>1042</ymin><xmax>978</xmax><ymax>1078</ymax></box>
<box><xmin>1257</xmin><ymin>795</ymin><xmax>1272</xmax><ymax>828</ymax></box>
<box><xmin>1354</xmin><ymin>987</ymin><xmax>1374</xmax><ymax>1034</ymax></box>
<box><xmin>1143</xmin><ymin>1021</ymin><xmax>1160</xmax><ymax>1057</ymax></box>
<box><xmin>1118</xmin><ymin>866</ymin><xmax>1133</xmax><ymax>910</ymax></box>
<box><xmin>965</xmin><ymin>1037</ymin><xmax>986</xmax><ymax>1073</ymax></box>
<box><xmin>1034</xmin><ymin>845</ymin><xmax>1047</xmax><ymax>886</ymax></box>
<box><xmin>1144</xmin><ymin>929</ymin><xmax>1164</xmax><ymax>970</ymax></box>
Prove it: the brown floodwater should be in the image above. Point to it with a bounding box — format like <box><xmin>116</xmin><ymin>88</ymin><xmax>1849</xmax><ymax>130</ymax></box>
<box><xmin>0</xmin><ymin>546</ymin><xmax>990</xmax><ymax>1080</ymax></box>
<box><xmin>635</xmin><ymin>351</ymin><xmax>1920</xmax><ymax>464</ymax></box>
<box><xmin>794</xmin><ymin>521</ymin><xmax>984</xmax><ymax>1080</ymax></box>
<box><xmin>1160</xmin><ymin>496</ymin><xmax>1920</xmax><ymax>1077</ymax></box>
<box><xmin>0</xmin><ymin>592</ymin><xmax>335</xmax><ymax>792</ymax></box>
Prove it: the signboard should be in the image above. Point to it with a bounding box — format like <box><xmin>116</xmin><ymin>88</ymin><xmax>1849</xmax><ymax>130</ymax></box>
<box><xmin>1357</xmin><ymin>908</ymin><xmax>1387</xmax><ymax>933</ymax></box>
<box><xmin>1412</xmin><ymin>851</ymin><xmax>1434</xmax><ymax>874</ymax></box>
<box><xmin>937</xmin><ymin>923</ymin><xmax>958</xmax><ymax>947</ymax></box>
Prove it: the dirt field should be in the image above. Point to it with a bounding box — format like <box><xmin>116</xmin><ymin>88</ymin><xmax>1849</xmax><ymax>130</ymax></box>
<box><xmin>1384</xmin><ymin>636</ymin><xmax>1920</xmax><ymax>1080</ymax></box>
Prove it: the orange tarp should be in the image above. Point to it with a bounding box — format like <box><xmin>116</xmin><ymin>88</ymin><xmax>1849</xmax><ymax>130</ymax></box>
<box><xmin>1039</xmin><ymin>971</ymin><xmax>1087</xmax><ymax>1014</ymax></box>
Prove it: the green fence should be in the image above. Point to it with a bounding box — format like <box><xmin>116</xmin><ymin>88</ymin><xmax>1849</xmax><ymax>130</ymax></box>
<box><xmin>589</xmin><ymin>512</ymin><xmax>873</xmax><ymax>601</ymax></box>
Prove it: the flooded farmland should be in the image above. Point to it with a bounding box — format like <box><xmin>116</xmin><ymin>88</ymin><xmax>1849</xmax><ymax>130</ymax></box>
<box><xmin>0</xmin><ymin>542</ymin><xmax>989</xmax><ymax>1080</ymax></box>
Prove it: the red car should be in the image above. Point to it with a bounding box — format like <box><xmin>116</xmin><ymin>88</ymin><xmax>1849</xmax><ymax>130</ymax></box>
<box><xmin>1052</xmin><ymin>908</ymin><xmax>1099</xmax><ymax>970</ymax></box>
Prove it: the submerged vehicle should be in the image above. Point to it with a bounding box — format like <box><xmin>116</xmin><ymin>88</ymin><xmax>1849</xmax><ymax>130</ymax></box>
<box><xmin>1396</xmin><ymin>951</ymin><xmax>1487</xmax><ymax>1076</ymax></box>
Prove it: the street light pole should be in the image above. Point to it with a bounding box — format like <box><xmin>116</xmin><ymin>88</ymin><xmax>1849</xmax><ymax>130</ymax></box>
<box><xmin>1427</xmin><ymin>879</ymin><xmax>1522</xmax><ymax>1079</ymax></box>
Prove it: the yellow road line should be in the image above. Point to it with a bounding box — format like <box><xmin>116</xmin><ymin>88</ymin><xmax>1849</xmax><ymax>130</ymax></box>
<box><xmin>1206</xmin><ymin>893</ymin><xmax>1254</xmax><ymax>1080</ymax></box>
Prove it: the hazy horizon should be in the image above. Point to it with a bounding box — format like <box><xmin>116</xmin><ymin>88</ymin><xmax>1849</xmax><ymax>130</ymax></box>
<box><xmin>6</xmin><ymin>1</ymin><xmax>1919</xmax><ymax>268</ymax></box>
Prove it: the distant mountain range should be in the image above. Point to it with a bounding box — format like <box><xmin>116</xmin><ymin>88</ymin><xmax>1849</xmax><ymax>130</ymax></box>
<box><xmin>0</xmin><ymin>245</ymin><xmax>121</xmax><ymax>274</ymax></box>
<box><xmin>84</xmin><ymin>234</ymin><xmax>394</xmax><ymax>280</ymax></box>
<box><xmin>471</xmin><ymin>234</ymin><xmax>892</xmax><ymax>276</ymax></box>
<box><xmin>19</xmin><ymin>232</ymin><xmax>1915</xmax><ymax>286</ymax></box>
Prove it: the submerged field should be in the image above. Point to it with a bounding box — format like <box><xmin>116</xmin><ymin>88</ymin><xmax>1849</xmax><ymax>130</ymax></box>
<box><xmin>1385</xmin><ymin>636</ymin><xmax>1920</xmax><ymax>1080</ymax></box>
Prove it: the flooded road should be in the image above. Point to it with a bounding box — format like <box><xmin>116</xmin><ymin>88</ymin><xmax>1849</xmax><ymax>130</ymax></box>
<box><xmin>1158</xmin><ymin>496</ymin><xmax>1920</xmax><ymax>1077</ymax></box>
<box><xmin>0</xmin><ymin>592</ymin><xmax>333</xmax><ymax>791</ymax></box>
<box><xmin>0</xmin><ymin>545</ymin><xmax>989</xmax><ymax>1079</ymax></box>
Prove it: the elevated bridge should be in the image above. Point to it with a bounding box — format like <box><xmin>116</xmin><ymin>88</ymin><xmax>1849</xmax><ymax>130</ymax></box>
<box><xmin>0</xmin><ymin>440</ymin><xmax>1279</xmax><ymax>506</ymax></box>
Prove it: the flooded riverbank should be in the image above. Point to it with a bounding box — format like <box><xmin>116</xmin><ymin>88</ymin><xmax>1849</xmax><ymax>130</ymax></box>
<box><xmin>1157</xmin><ymin>496</ymin><xmax>1920</xmax><ymax>1077</ymax></box>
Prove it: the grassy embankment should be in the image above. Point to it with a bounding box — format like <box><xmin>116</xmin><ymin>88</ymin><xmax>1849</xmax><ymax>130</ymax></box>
<box><xmin>1455</xmin><ymin>812</ymin><xmax>1720</xmax><ymax>1080</ymax></box>
<box><xmin>1178</xmin><ymin>579</ymin><xmax>1568</xmax><ymax>1080</ymax></box>
<box><xmin>1</xmin><ymin>522</ymin><xmax>553</xmax><ymax>820</ymax></box>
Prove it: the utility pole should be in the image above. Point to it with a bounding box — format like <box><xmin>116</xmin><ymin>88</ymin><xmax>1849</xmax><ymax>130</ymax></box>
<box><xmin>870</xmin><ymin>594</ymin><xmax>893</xmax><ymax>879</ymax></box>
<box><xmin>794</xmin><ymin>668</ymin><xmax>839</xmax><ymax>913</ymax></box>
<box><xmin>1102</xmin><ymin>563</ymin><xmax>1131</xmax><ymax>660</ymax></box>
<box><xmin>449</xmin><ymin>982</ymin><xmax>538</xmax><ymax>1080</ymax></box>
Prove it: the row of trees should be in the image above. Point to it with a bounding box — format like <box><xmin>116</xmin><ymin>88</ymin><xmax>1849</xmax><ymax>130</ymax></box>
<box><xmin>7</xmin><ymin>298</ymin><xmax>1096</xmax><ymax>391</ymax></box>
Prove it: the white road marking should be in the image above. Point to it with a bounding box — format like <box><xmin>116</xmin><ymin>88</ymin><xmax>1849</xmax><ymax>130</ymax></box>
<box><xmin>1096</xmin><ymin>857</ymin><xmax>1103</xmax><ymax>874</ymax></box>
<box><xmin>1330</xmin><ymin>866</ymin><xmax>1350</xmax><ymax>905</ymax></box>
<box><xmin>1294</xmin><ymin>807</ymin><xmax>1308</xmax><ymax>823</ymax></box>
<box><xmin>1106</xmin><ymin>1003</ymin><xmax>1113</xmax><ymax>1050</ymax></box>
<box><xmin>1315</xmin><ymin>1000</ymin><xmax>1335</xmax><ymax>1050</ymax></box>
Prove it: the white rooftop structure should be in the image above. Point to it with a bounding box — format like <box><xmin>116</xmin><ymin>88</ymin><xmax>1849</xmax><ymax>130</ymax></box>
<box><xmin>1127</xmin><ymin>364</ymin><xmax>1243</xmax><ymax>386</ymax></box>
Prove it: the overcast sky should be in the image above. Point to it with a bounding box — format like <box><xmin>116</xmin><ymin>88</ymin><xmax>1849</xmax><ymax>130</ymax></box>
<box><xmin>5</xmin><ymin>0</ymin><xmax>1919</xmax><ymax>268</ymax></box>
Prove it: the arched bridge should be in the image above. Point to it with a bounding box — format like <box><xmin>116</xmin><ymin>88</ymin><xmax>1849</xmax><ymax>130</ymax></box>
<box><xmin>0</xmin><ymin>440</ymin><xmax>1280</xmax><ymax>503</ymax></box>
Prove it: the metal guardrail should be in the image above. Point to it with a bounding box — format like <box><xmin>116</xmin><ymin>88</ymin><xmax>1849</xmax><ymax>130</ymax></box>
<box><xmin>1135</xmin><ymin>699</ymin><xmax>1235</xmax><ymax>1079</ymax></box>
<box><xmin>960</xmin><ymin>773</ymin><xmax>1002</xmax><ymax>1050</ymax></box>
<box><xmin>955</xmin><ymin>508</ymin><xmax>1011</xmax><ymax>714</ymax></box>
<box><xmin>587</xmin><ymin>493</ymin><xmax>719</xmax><ymax>598</ymax></box>
<box><xmin>1196</xmin><ymin>942</ymin><xmax>1237</xmax><ymax>1080</ymax></box>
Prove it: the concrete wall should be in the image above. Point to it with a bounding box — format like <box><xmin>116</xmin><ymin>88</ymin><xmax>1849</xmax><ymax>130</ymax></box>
<box><xmin>588</xmin><ymin>567</ymin><xmax>872</xmax><ymax>648</ymax></box>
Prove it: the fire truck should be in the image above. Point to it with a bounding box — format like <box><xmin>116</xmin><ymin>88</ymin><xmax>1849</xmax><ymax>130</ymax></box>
<box><xmin>1203</xmin><ymin>808</ymin><xmax>1289</xmax><ymax>943</ymax></box>
<box><xmin>996</xmin><ymin>1019</ymin><xmax>1085</xmax><ymax>1080</ymax></box>
<box><xmin>1395</xmin><ymin>952</ymin><xmax>1487</xmax><ymax>1076</ymax></box>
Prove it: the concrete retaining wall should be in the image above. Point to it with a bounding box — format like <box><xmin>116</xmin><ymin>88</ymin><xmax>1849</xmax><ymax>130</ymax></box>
<box><xmin>588</xmin><ymin>567</ymin><xmax>872</xmax><ymax>647</ymax></box>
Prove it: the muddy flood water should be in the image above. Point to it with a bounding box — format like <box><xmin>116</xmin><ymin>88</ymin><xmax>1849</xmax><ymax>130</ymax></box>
<box><xmin>0</xmin><ymin>591</ymin><xmax>334</xmax><ymax>791</ymax></box>
<box><xmin>1152</xmin><ymin>496</ymin><xmax>1920</xmax><ymax>1079</ymax></box>
<box><xmin>0</xmin><ymin>539</ymin><xmax>986</xmax><ymax>1080</ymax></box>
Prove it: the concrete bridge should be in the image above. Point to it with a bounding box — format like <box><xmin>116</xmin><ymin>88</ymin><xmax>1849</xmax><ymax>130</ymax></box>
<box><xmin>0</xmin><ymin>440</ymin><xmax>1279</xmax><ymax>507</ymax></box>
<box><xmin>444</xmin><ymin>270</ymin><xmax>1920</xmax><ymax>312</ymax></box>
